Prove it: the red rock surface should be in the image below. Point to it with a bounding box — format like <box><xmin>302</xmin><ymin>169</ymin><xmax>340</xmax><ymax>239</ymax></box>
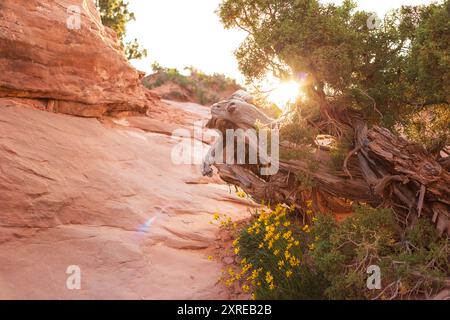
<box><xmin>0</xmin><ymin>0</ymin><xmax>253</xmax><ymax>299</ymax></box>
<box><xmin>0</xmin><ymin>98</ymin><xmax>255</xmax><ymax>299</ymax></box>
<box><xmin>0</xmin><ymin>0</ymin><xmax>159</xmax><ymax>117</ymax></box>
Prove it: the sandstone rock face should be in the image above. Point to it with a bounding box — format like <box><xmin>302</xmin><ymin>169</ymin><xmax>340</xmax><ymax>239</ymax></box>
<box><xmin>0</xmin><ymin>0</ymin><xmax>159</xmax><ymax>117</ymax></box>
<box><xmin>0</xmin><ymin>99</ymin><xmax>253</xmax><ymax>299</ymax></box>
<box><xmin>0</xmin><ymin>0</ymin><xmax>253</xmax><ymax>299</ymax></box>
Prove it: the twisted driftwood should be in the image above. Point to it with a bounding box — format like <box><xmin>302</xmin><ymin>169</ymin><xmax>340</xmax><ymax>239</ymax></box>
<box><xmin>203</xmin><ymin>91</ymin><xmax>450</xmax><ymax>236</ymax></box>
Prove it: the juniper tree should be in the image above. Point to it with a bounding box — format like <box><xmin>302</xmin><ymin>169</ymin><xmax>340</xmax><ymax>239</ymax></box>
<box><xmin>211</xmin><ymin>0</ymin><xmax>449</xmax><ymax>234</ymax></box>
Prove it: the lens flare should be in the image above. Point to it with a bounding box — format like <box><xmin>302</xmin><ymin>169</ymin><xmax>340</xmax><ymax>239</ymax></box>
<box><xmin>138</xmin><ymin>216</ymin><xmax>157</xmax><ymax>234</ymax></box>
<box><xmin>266</xmin><ymin>81</ymin><xmax>301</xmax><ymax>110</ymax></box>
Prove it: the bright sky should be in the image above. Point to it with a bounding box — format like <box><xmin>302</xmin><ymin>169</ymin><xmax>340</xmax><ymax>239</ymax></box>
<box><xmin>125</xmin><ymin>0</ymin><xmax>434</xmax><ymax>83</ymax></box>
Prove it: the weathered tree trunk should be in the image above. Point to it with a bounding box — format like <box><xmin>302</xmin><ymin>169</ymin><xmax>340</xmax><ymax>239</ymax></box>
<box><xmin>203</xmin><ymin>93</ymin><xmax>450</xmax><ymax>236</ymax></box>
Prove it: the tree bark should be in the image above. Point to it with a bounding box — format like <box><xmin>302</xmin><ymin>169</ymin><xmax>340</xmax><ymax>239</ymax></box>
<box><xmin>203</xmin><ymin>94</ymin><xmax>450</xmax><ymax>236</ymax></box>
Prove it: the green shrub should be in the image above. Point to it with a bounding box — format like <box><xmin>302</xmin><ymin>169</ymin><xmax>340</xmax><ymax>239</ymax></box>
<box><xmin>223</xmin><ymin>204</ymin><xmax>449</xmax><ymax>300</ymax></box>
<box><xmin>224</xmin><ymin>204</ymin><xmax>328</xmax><ymax>299</ymax></box>
<box><xmin>311</xmin><ymin>206</ymin><xmax>449</xmax><ymax>299</ymax></box>
<box><xmin>144</xmin><ymin>64</ymin><xmax>242</xmax><ymax>105</ymax></box>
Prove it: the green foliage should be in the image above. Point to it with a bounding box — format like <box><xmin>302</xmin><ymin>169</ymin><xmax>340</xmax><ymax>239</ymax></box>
<box><xmin>279</xmin><ymin>148</ymin><xmax>309</xmax><ymax>161</ymax></box>
<box><xmin>295</xmin><ymin>172</ymin><xmax>316</xmax><ymax>191</ymax></box>
<box><xmin>95</xmin><ymin>0</ymin><xmax>147</xmax><ymax>60</ymax></box>
<box><xmin>311</xmin><ymin>207</ymin><xmax>398</xmax><ymax>299</ymax></box>
<box><xmin>252</xmin><ymin>94</ymin><xmax>283</xmax><ymax>119</ymax></box>
<box><xmin>228</xmin><ymin>205</ymin><xmax>328</xmax><ymax>299</ymax></box>
<box><xmin>329</xmin><ymin>134</ymin><xmax>353</xmax><ymax>171</ymax></box>
<box><xmin>401</xmin><ymin>104</ymin><xmax>450</xmax><ymax>154</ymax></box>
<box><xmin>405</xmin><ymin>2</ymin><xmax>450</xmax><ymax>105</ymax></box>
<box><xmin>279</xmin><ymin>108</ymin><xmax>316</xmax><ymax>145</ymax></box>
<box><xmin>124</xmin><ymin>38</ymin><xmax>148</xmax><ymax>60</ymax></box>
<box><xmin>151</xmin><ymin>62</ymin><xmax>164</xmax><ymax>73</ymax></box>
<box><xmin>311</xmin><ymin>206</ymin><xmax>449</xmax><ymax>299</ymax></box>
<box><xmin>218</xmin><ymin>0</ymin><xmax>449</xmax><ymax>150</ymax></box>
<box><xmin>143</xmin><ymin>64</ymin><xmax>242</xmax><ymax>105</ymax></box>
<box><xmin>227</xmin><ymin>204</ymin><xmax>449</xmax><ymax>300</ymax></box>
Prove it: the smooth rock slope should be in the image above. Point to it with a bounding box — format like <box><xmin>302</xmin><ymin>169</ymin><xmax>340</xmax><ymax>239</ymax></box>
<box><xmin>0</xmin><ymin>100</ymin><xmax>252</xmax><ymax>299</ymax></box>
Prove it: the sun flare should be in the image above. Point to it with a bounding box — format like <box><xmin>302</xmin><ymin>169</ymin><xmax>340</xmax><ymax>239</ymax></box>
<box><xmin>266</xmin><ymin>80</ymin><xmax>302</xmax><ymax>110</ymax></box>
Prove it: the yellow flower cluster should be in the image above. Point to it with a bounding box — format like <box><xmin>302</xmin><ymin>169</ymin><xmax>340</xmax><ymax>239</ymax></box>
<box><xmin>219</xmin><ymin>202</ymin><xmax>318</xmax><ymax>299</ymax></box>
<box><xmin>210</xmin><ymin>212</ymin><xmax>237</xmax><ymax>229</ymax></box>
<box><xmin>222</xmin><ymin>260</ymin><xmax>257</xmax><ymax>288</ymax></box>
<box><xmin>227</xmin><ymin>204</ymin><xmax>307</xmax><ymax>296</ymax></box>
<box><xmin>265</xmin><ymin>271</ymin><xmax>275</xmax><ymax>290</ymax></box>
<box><xmin>236</xmin><ymin>189</ymin><xmax>247</xmax><ymax>199</ymax></box>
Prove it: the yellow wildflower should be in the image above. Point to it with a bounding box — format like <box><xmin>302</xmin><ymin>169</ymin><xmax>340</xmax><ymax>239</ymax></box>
<box><xmin>242</xmin><ymin>263</ymin><xmax>253</xmax><ymax>273</ymax></box>
<box><xmin>289</xmin><ymin>257</ymin><xmax>300</xmax><ymax>267</ymax></box>
<box><xmin>284</xmin><ymin>250</ymin><xmax>291</xmax><ymax>260</ymax></box>
<box><xmin>236</xmin><ymin>190</ymin><xmax>247</xmax><ymax>198</ymax></box>
<box><xmin>265</xmin><ymin>271</ymin><xmax>274</xmax><ymax>284</ymax></box>
<box><xmin>282</xmin><ymin>231</ymin><xmax>292</xmax><ymax>240</ymax></box>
